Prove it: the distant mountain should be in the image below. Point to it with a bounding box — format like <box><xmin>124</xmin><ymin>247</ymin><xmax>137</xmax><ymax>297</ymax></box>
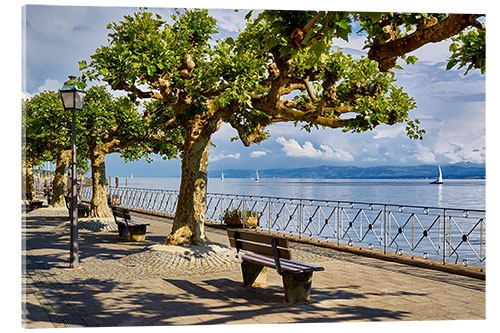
<box><xmin>208</xmin><ymin>163</ymin><xmax>485</xmax><ymax>179</ymax></box>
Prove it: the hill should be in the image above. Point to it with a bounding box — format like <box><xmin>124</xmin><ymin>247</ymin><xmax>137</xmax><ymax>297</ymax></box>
<box><xmin>208</xmin><ymin>163</ymin><xmax>485</xmax><ymax>179</ymax></box>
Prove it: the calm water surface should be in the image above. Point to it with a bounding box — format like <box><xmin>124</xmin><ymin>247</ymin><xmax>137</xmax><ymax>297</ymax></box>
<box><xmin>122</xmin><ymin>177</ymin><xmax>485</xmax><ymax>210</ymax></box>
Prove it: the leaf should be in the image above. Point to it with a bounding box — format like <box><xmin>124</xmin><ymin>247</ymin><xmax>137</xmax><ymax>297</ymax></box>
<box><xmin>244</xmin><ymin>10</ymin><xmax>254</xmax><ymax>21</ymax></box>
<box><xmin>335</xmin><ymin>19</ymin><xmax>350</xmax><ymax>30</ymax></box>
<box><xmin>446</xmin><ymin>59</ymin><xmax>458</xmax><ymax>70</ymax></box>
<box><xmin>147</xmin><ymin>65</ymin><xmax>156</xmax><ymax>76</ymax></box>
<box><xmin>310</xmin><ymin>40</ymin><xmax>327</xmax><ymax>58</ymax></box>
<box><xmin>78</xmin><ymin>60</ymin><xmax>88</xmax><ymax>71</ymax></box>
<box><xmin>406</xmin><ymin>55</ymin><xmax>418</xmax><ymax>64</ymax></box>
<box><xmin>336</xmin><ymin>28</ymin><xmax>349</xmax><ymax>42</ymax></box>
<box><xmin>264</xmin><ymin>38</ymin><xmax>279</xmax><ymax>51</ymax></box>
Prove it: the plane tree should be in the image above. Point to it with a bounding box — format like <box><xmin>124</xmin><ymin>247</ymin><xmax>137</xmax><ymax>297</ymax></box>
<box><xmin>78</xmin><ymin>84</ymin><xmax>175</xmax><ymax>217</ymax></box>
<box><xmin>81</xmin><ymin>9</ymin><xmax>485</xmax><ymax>246</ymax></box>
<box><xmin>24</xmin><ymin>91</ymin><xmax>88</xmax><ymax>207</ymax></box>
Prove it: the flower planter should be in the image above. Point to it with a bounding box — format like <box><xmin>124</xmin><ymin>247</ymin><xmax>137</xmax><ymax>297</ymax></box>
<box><xmin>245</xmin><ymin>216</ymin><xmax>260</xmax><ymax>228</ymax></box>
<box><xmin>224</xmin><ymin>216</ymin><xmax>244</xmax><ymax>228</ymax></box>
<box><xmin>224</xmin><ymin>215</ymin><xmax>260</xmax><ymax>228</ymax></box>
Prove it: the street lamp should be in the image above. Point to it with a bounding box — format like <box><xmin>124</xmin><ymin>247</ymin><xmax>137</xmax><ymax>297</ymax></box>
<box><xmin>60</xmin><ymin>76</ymin><xmax>86</xmax><ymax>268</ymax></box>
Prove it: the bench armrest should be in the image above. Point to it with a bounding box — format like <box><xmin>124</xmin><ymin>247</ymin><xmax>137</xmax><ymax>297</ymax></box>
<box><xmin>271</xmin><ymin>237</ymin><xmax>283</xmax><ymax>275</ymax></box>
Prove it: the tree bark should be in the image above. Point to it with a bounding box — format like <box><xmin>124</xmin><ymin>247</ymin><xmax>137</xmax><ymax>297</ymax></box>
<box><xmin>89</xmin><ymin>147</ymin><xmax>112</xmax><ymax>218</ymax></box>
<box><xmin>368</xmin><ymin>14</ymin><xmax>482</xmax><ymax>72</ymax></box>
<box><xmin>164</xmin><ymin>117</ymin><xmax>215</xmax><ymax>246</ymax></box>
<box><xmin>24</xmin><ymin>162</ymin><xmax>35</xmax><ymax>200</ymax></box>
<box><xmin>49</xmin><ymin>149</ymin><xmax>71</xmax><ymax>207</ymax></box>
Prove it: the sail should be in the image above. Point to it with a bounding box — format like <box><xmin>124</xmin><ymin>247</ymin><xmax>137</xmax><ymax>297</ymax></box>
<box><xmin>255</xmin><ymin>170</ymin><xmax>260</xmax><ymax>182</ymax></box>
<box><xmin>430</xmin><ymin>165</ymin><xmax>443</xmax><ymax>184</ymax></box>
<box><xmin>221</xmin><ymin>171</ymin><xmax>224</xmax><ymax>181</ymax></box>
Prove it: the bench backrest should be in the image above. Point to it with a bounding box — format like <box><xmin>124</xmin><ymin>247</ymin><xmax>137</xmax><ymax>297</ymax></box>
<box><xmin>111</xmin><ymin>206</ymin><xmax>131</xmax><ymax>221</ymax></box>
<box><xmin>227</xmin><ymin>229</ymin><xmax>292</xmax><ymax>260</ymax></box>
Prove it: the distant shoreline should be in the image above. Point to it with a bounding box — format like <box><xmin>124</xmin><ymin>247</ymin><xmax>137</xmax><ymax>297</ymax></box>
<box><xmin>108</xmin><ymin>163</ymin><xmax>486</xmax><ymax>180</ymax></box>
<box><xmin>207</xmin><ymin>163</ymin><xmax>486</xmax><ymax>180</ymax></box>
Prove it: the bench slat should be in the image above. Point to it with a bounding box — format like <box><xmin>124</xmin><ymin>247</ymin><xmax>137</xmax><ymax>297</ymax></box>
<box><xmin>229</xmin><ymin>237</ymin><xmax>292</xmax><ymax>259</ymax></box>
<box><xmin>281</xmin><ymin>258</ymin><xmax>325</xmax><ymax>271</ymax></box>
<box><xmin>241</xmin><ymin>253</ymin><xmax>304</xmax><ymax>274</ymax></box>
<box><xmin>227</xmin><ymin>229</ymin><xmax>290</xmax><ymax>248</ymax></box>
<box><xmin>243</xmin><ymin>252</ymin><xmax>323</xmax><ymax>273</ymax></box>
<box><xmin>127</xmin><ymin>220</ymin><xmax>150</xmax><ymax>226</ymax></box>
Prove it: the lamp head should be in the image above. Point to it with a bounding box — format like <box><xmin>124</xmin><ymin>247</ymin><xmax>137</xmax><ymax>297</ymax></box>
<box><xmin>59</xmin><ymin>76</ymin><xmax>86</xmax><ymax>110</ymax></box>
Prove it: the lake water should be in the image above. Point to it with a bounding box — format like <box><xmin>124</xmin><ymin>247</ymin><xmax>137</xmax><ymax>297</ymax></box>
<box><xmin>110</xmin><ymin>177</ymin><xmax>486</xmax><ymax>265</ymax></box>
<box><xmin>121</xmin><ymin>177</ymin><xmax>485</xmax><ymax>211</ymax></box>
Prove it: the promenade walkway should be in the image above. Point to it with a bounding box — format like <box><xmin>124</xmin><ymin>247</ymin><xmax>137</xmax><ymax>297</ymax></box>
<box><xmin>22</xmin><ymin>207</ymin><xmax>485</xmax><ymax>328</ymax></box>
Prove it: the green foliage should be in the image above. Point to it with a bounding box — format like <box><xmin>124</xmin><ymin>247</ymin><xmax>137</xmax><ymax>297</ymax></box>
<box><xmin>24</xmin><ymin>91</ymin><xmax>88</xmax><ymax>170</ymax></box>
<box><xmin>142</xmin><ymin>99</ymin><xmax>184</xmax><ymax>158</ymax></box>
<box><xmin>447</xmin><ymin>28</ymin><xmax>485</xmax><ymax>75</ymax></box>
<box><xmin>80</xmin><ymin>85</ymin><xmax>163</xmax><ymax>162</ymax></box>
<box><xmin>82</xmin><ymin>8</ymin><xmax>485</xmax><ymax>161</ymax></box>
<box><xmin>223</xmin><ymin>209</ymin><xmax>261</xmax><ymax>219</ymax></box>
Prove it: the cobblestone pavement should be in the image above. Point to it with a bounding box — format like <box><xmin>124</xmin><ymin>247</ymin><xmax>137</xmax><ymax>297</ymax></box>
<box><xmin>22</xmin><ymin>207</ymin><xmax>486</xmax><ymax>328</ymax></box>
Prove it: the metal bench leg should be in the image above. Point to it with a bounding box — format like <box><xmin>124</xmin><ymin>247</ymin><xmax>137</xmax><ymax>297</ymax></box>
<box><xmin>282</xmin><ymin>271</ymin><xmax>313</xmax><ymax>304</ymax></box>
<box><xmin>117</xmin><ymin>223</ymin><xmax>130</xmax><ymax>240</ymax></box>
<box><xmin>129</xmin><ymin>225</ymin><xmax>147</xmax><ymax>242</ymax></box>
<box><xmin>241</xmin><ymin>261</ymin><xmax>267</xmax><ymax>287</ymax></box>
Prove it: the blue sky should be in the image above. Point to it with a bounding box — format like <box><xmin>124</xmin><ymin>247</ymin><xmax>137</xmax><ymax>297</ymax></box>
<box><xmin>20</xmin><ymin>0</ymin><xmax>487</xmax><ymax>177</ymax></box>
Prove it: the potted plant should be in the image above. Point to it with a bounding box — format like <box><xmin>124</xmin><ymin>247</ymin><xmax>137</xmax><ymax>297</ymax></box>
<box><xmin>223</xmin><ymin>209</ymin><xmax>242</xmax><ymax>227</ymax></box>
<box><xmin>244</xmin><ymin>210</ymin><xmax>261</xmax><ymax>228</ymax></box>
<box><xmin>223</xmin><ymin>209</ymin><xmax>261</xmax><ymax>228</ymax></box>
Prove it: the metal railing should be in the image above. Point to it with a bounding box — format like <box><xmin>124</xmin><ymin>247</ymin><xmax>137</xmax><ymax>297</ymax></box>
<box><xmin>82</xmin><ymin>185</ymin><xmax>486</xmax><ymax>266</ymax></box>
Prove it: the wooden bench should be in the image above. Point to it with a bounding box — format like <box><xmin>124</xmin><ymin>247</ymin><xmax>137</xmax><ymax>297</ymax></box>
<box><xmin>227</xmin><ymin>229</ymin><xmax>324</xmax><ymax>304</ymax></box>
<box><xmin>111</xmin><ymin>206</ymin><xmax>150</xmax><ymax>242</ymax></box>
<box><xmin>65</xmin><ymin>196</ymin><xmax>90</xmax><ymax>218</ymax></box>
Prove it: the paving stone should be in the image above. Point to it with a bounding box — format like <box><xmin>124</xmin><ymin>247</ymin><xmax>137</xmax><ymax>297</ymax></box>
<box><xmin>22</xmin><ymin>208</ymin><xmax>486</xmax><ymax>328</ymax></box>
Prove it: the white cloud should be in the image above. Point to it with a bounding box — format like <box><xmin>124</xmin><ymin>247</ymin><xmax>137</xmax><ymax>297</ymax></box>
<box><xmin>411</xmin><ymin>142</ymin><xmax>437</xmax><ymax>164</ymax></box>
<box><xmin>37</xmin><ymin>78</ymin><xmax>62</xmax><ymax>93</ymax></box>
<box><xmin>251</xmin><ymin>151</ymin><xmax>267</xmax><ymax>158</ymax></box>
<box><xmin>209</xmin><ymin>152</ymin><xmax>241</xmax><ymax>162</ymax></box>
<box><xmin>373</xmin><ymin>125</ymin><xmax>405</xmax><ymax>139</ymax></box>
<box><xmin>407</xmin><ymin>39</ymin><xmax>453</xmax><ymax>65</ymax></box>
<box><xmin>276</xmin><ymin>137</ymin><xmax>354</xmax><ymax>161</ymax></box>
<box><xmin>436</xmin><ymin>143</ymin><xmax>485</xmax><ymax>164</ymax></box>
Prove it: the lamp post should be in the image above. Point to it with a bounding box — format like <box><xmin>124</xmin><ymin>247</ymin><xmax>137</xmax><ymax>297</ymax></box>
<box><xmin>60</xmin><ymin>76</ymin><xmax>86</xmax><ymax>268</ymax></box>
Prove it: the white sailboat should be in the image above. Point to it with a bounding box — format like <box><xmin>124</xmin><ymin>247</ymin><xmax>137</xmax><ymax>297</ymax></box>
<box><xmin>430</xmin><ymin>165</ymin><xmax>443</xmax><ymax>184</ymax></box>
<box><xmin>255</xmin><ymin>170</ymin><xmax>260</xmax><ymax>182</ymax></box>
<box><xmin>130</xmin><ymin>173</ymin><xmax>134</xmax><ymax>179</ymax></box>
<box><xmin>221</xmin><ymin>171</ymin><xmax>224</xmax><ymax>181</ymax></box>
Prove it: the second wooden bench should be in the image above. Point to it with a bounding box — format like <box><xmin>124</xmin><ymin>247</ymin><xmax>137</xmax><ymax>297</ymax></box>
<box><xmin>111</xmin><ymin>206</ymin><xmax>150</xmax><ymax>242</ymax></box>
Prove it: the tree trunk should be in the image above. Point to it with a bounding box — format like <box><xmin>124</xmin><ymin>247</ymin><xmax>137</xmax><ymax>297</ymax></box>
<box><xmin>24</xmin><ymin>162</ymin><xmax>35</xmax><ymax>200</ymax></box>
<box><xmin>89</xmin><ymin>148</ymin><xmax>112</xmax><ymax>218</ymax></box>
<box><xmin>49</xmin><ymin>149</ymin><xmax>70</xmax><ymax>207</ymax></box>
<box><xmin>164</xmin><ymin>118</ymin><xmax>217</xmax><ymax>246</ymax></box>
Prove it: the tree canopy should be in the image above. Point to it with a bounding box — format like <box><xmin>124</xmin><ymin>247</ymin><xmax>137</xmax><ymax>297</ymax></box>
<box><xmin>80</xmin><ymin>8</ymin><xmax>485</xmax><ymax>245</ymax></box>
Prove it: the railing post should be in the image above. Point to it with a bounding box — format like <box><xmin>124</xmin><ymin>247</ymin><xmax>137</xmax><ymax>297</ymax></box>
<box><xmin>299</xmin><ymin>200</ymin><xmax>302</xmax><ymax>238</ymax></box>
<box><xmin>268</xmin><ymin>197</ymin><xmax>271</xmax><ymax>233</ymax></box>
<box><xmin>383</xmin><ymin>205</ymin><xmax>387</xmax><ymax>254</ymax></box>
<box><xmin>443</xmin><ymin>209</ymin><xmax>447</xmax><ymax>265</ymax></box>
<box><xmin>337</xmin><ymin>201</ymin><xmax>340</xmax><ymax>245</ymax></box>
<box><xmin>242</xmin><ymin>196</ymin><xmax>247</xmax><ymax>226</ymax></box>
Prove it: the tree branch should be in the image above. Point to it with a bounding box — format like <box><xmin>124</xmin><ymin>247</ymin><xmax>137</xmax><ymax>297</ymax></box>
<box><xmin>302</xmin><ymin>79</ymin><xmax>320</xmax><ymax>103</ymax></box>
<box><xmin>368</xmin><ymin>14</ymin><xmax>482</xmax><ymax>71</ymax></box>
